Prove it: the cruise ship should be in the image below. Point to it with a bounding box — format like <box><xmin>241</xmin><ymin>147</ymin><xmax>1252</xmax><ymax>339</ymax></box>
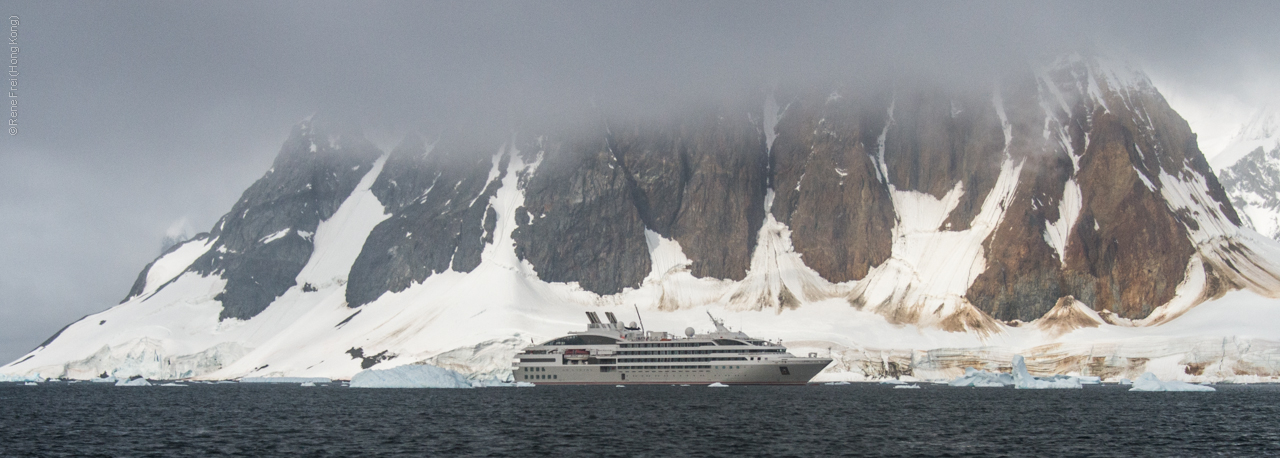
<box><xmin>514</xmin><ymin>311</ymin><xmax>832</xmax><ymax>385</ymax></box>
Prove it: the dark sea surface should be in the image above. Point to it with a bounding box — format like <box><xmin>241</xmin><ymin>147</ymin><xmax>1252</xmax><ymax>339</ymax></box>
<box><xmin>2</xmin><ymin>382</ymin><xmax>1278</xmax><ymax>457</ymax></box>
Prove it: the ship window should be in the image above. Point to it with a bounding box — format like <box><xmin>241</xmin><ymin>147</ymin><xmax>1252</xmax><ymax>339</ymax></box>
<box><xmin>540</xmin><ymin>335</ymin><xmax>621</xmax><ymax>346</ymax></box>
<box><xmin>714</xmin><ymin>339</ymin><xmax>750</xmax><ymax>346</ymax></box>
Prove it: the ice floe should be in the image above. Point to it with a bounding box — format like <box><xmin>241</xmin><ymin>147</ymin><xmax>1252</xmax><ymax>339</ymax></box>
<box><xmin>115</xmin><ymin>377</ymin><xmax>151</xmax><ymax>386</ymax></box>
<box><xmin>1012</xmin><ymin>355</ymin><xmax>1082</xmax><ymax>389</ymax></box>
<box><xmin>240</xmin><ymin>377</ymin><xmax>331</xmax><ymax>384</ymax></box>
<box><xmin>949</xmin><ymin>367</ymin><xmax>1014</xmax><ymax>387</ymax></box>
<box><xmin>348</xmin><ymin>364</ymin><xmax>471</xmax><ymax>389</ymax></box>
<box><xmin>1128</xmin><ymin>372</ymin><xmax>1216</xmax><ymax>392</ymax></box>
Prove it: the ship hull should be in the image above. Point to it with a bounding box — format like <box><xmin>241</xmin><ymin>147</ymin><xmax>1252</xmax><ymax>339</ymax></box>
<box><xmin>517</xmin><ymin>358</ymin><xmax>832</xmax><ymax>386</ymax></box>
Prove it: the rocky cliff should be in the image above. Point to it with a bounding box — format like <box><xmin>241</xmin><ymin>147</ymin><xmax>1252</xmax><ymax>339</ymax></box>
<box><xmin>1216</xmin><ymin>108</ymin><xmax>1280</xmax><ymax>241</ymax></box>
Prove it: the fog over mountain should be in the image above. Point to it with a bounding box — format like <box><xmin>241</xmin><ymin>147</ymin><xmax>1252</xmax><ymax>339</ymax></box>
<box><xmin>1</xmin><ymin>1</ymin><xmax>1279</xmax><ymax>365</ymax></box>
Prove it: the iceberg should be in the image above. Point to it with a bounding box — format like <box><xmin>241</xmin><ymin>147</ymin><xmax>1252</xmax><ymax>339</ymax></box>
<box><xmin>708</xmin><ymin>382</ymin><xmax>728</xmax><ymax>387</ymax></box>
<box><xmin>949</xmin><ymin>367</ymin><xmax>1013</xmax><ymax>387</ymax></box>
<box><xmin>116</xmin><ymin>377</ymin><xmax>151</xmax><ymax>386</ymax></box>
<box><xmin>1012</xmin><ymin>355</ymin><xmax>1082</xmax><ymax>389</ymax></box>
<box><xmin>349</xmin><ymin>364</ymin><xmax>472</xmax><ymax>388</ymax></box>
<box><xmin>239</xmin><ymin>377</ymin><xmax>331</xmax><ymax>384</ymax></box>
<box><xmin>1</xmin><ymin>374</ymin><xmax>45</xmax><ymax>383</ymax></box>
<box><xmin>1128</xmin><ymin>372</ymin><xmax>1216</xmax><ymax>392</ymax></box>
<box><xmin>91</xmin><ymin>376</ymin><xmax>117</xmax><ymax>383</ymax></box>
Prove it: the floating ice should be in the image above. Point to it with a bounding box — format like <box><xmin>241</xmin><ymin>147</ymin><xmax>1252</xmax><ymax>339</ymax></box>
<box><xmin>116</xmin><ymin>378</ymin><xmax>151</xmax><ymax>386</ymax></box>
<box><xmin>240</xmin><ymin>377</ymin><xmax>331</xmax><ymax>384</ymax></box>
<box><xmin>23</xmin><ymin>382</ymin><xmax>37</xmax><ymax>386</ymax></box>
<box><xmin>0</xmin><ymin>374</ymin><xmax>44</xmax><ymax>383</ymax></box>
<box><xmin>1012</xmin><ymin>355</ymin><xmax>1082</xmax><ymax>389</ymax></box>
<box><xmin>1128</xmin><ymin>372</ymin><xmax>1216</xmax><ymax>392</ymax></box>
<box><xmin>824</xmin><ymin>381</ymin><xmax>852</xmax><ymax>386</ymax></box>
<box><xmin>349</xmin><ymin>364</ymin><xmax>472</xmax><ymax>389</ymax></box>
<box><xmin>949</xmin><ymin>367</ymin><xmax>1013</xmax><ymax>387</ymax></box>
<box><xmin>514</xmin><ymin>381</ymin><xmax>535</xmax><ymax>387</ymax></box>
<box><xmin>91</xmin><ymin>376</ymin><xmax>117</xmax><ymax>383</ymax></box>
<box><xmin>300</xmin><ymin>382</ymin><xmax>316</xmax><ymax>387</ymax></box>
<box><xmin>893</xmin><ymin>384</ymin><xmax>921</xmax><ymax>389</ymax></box>
<box><xmin>708</xmin><ymin>382</ymin><xmax>728</xmax><ymax>387</ymax></box>
<box><xmin>160</xmin><ymin>383</ymin><xmax>187</xmax><ymax>387</ymax></box>
<box><xmin>878</xmin><ymin>379</ymin><xmax>907</xmax><ymax>385</ymax></box>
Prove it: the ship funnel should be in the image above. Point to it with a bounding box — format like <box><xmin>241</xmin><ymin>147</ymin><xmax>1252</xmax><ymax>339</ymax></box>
<box><xmin>585</xmin><ymin>311</ymin><xmax>602</xmax><ymax>324</ymax></box>
<box><xmin>605</xmin><ymin>312</ymin><xmax>618</xmax><ymax>325</ymax></box>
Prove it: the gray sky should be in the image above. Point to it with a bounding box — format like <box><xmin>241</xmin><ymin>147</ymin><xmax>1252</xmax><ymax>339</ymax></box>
<box><xmin>1</xmin><ymin>1</ymin><xmax>1277</xmax><ymax>364</ymax></box>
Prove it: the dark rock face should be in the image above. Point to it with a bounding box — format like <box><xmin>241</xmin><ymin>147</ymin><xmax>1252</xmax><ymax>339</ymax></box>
<box><xmin>611</xmin><ymin>108</ymin><xmax>769</xmax><ymax>280</ymax></box>
<box><xmin>345</xmin><ymin>135</ymin><xmax>506</xmax><ymax>307</ymax></box>
<box><xmin>513</xmin><ymin>133</ymin><xmax>652</xmax><ymax>294</ymax></box>
<box><xmin>186</xmin><ymin>118</ymin><xmax>382</xmax><ymax>320</ymax></box>
<box><xmin>768</xmin><ymin>92</ymin><xmax>894</xmax><ymax>282</ymax></box>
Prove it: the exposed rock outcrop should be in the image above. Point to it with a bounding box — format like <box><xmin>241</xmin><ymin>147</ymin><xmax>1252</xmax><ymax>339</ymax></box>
<box><xmin>188</xmin><ymin>118</ymin><xmax>381</xmax><ymax>320</ymax></box>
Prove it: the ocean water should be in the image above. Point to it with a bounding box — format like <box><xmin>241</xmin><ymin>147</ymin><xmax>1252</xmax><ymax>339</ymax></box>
<box><xmin>2</xmin><ymin>382</ymin><xmax>1278</xmax><ymax>457</ymax></box>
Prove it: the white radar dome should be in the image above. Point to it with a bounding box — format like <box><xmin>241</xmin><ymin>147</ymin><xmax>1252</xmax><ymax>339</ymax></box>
<box><xmin>684</xmin><ymin>327</ymin><xmax>695</xmax><ymax>338</ymax></box>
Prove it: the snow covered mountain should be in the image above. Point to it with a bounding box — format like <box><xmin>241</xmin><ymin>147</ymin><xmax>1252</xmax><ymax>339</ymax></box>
<box><xmin>1215</xmin><ymin>108</ymin><xmax>1280</xmax><ymax>240</ymax></box>
<box><xmin>6</xmin><ymin>54</ymin><xmax>1280</xmax><ymax>384</ymax></box>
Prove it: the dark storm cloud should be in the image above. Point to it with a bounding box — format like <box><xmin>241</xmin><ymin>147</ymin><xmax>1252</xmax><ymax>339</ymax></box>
<box><xmin>1</xmin><ymin>0</ymin><xmax>1277</xmax><ymax>363</ymax></box>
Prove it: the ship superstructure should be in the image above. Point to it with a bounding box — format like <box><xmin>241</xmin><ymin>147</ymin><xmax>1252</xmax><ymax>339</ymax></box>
<box><xmin>514</xmin><ymin>312</ymin><xmax>832</xmax><ymax>385</ymax></box>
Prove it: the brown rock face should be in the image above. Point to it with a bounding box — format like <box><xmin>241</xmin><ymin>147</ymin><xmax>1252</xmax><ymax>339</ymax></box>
<box><xmin>968</xmin><ymin>58</ymin><xmax>1240</xmax><ymax>321</ymax></box>
<box><xmin>768</xmin><ymin>93</ymin><xmax>894</xmax><ymax>282</ymax></box>
<box><xmin>882</xmin><ymin>89</ymin><xmax>1008</xmax><ymax>231</ymax></box>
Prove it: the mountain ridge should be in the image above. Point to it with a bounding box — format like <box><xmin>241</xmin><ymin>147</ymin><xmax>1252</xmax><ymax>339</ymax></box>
<box><xmin>6</xmin><ymin>55</ymin><xmax>1280</xmax><ymax>383</ymax></box>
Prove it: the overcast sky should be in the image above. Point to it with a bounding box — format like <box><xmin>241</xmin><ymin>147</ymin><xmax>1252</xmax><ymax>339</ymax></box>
<box><xmin>1</xmin><ymin>0</ymin><xmax>1277</xmax><ymax>364</ymax></box>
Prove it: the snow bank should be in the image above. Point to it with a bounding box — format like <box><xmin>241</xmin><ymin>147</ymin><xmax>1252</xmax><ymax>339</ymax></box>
<box><xmin>115</xmin><ymin>378</ymin><xmax>151</xmax><ymax>386</ymax></box>
<box><xmin>1012</xmin><ymin>355</ymin><xmax>1082</xmax><ymax>389</ymax></box>
<box><xmin>240</xmin><ymin>377</ymin><xmax>331</xmax><ymax>384</ymax></box>
<box><xmin>348</xmin><ymin>364</ymin><xmax>471</xmax><ymax>389</ymax></box>
<box><xmin>1128</xmin><ymin>372</ymin><xmax>1216</xmax><ymax>392</ymax></box>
